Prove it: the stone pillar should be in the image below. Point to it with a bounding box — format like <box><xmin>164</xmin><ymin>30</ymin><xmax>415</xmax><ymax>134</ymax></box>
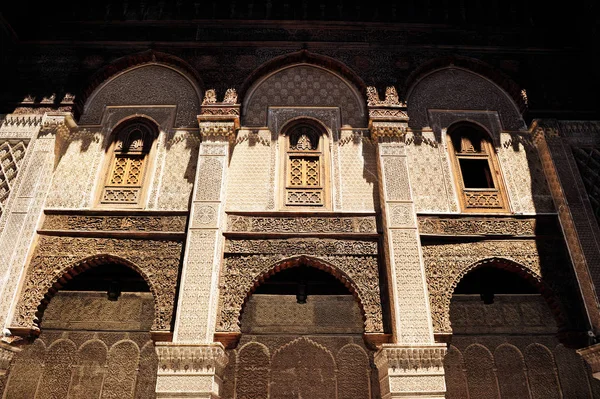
<box><xmin>368</xmin><ymin>87</ymin><xmax>447</xmax><ymax>398</ymax></box>
<box><xmin>531</xmin><ymin>120</ymin><xmax>600</xmax><ymax>377</ymax></box>
<box><xmin>155</xmin><ymin>90</ymin><xmax>239</xmax><ymax>398</ymax></box>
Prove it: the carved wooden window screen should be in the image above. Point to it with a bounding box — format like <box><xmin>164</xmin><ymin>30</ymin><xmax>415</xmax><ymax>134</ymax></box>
<box><xmin>285</xmin><ymin>125</ymin><xmax>324</xmax><ymax>206</ymax></box>
<box><xmin>448</xmin><ymin>126</ymin><xmax>507</xmax><ymax>212</ymax></box>
<box><xmin>100</xmin><ymin>123</ymin><xmax>153</xmax><ymax>206</ymax></box>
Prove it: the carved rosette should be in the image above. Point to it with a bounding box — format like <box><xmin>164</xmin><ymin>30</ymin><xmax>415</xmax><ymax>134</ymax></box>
<box><xmin>156</xmin><ymin>343</ymin><xmax>229</xmax><ymax>375</ymax></box>
<box><xmin>11</xmin><ymin>236</ymin><xmax>182</xmax><ymax>334</ymax></box>
<box><xmin>217</xmin><ymin>239</ymin><xmax>384</xmax><ymax>334</ymax></box>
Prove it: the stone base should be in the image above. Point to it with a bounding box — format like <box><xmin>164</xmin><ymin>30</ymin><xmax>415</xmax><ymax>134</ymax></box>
<box><xmin>375</xmin><ymin>343</ymin><xmax>447</xmax><ymax>399</ymax></box>
<box><xmin>155</xmin><ymin>342</ymin><xmax>229</xmax><ymax>399</ymax></box>
<box><xmin>578</xmin><ymin>342</ymin><xmax>600</xmax><ymax>380</ymax></box>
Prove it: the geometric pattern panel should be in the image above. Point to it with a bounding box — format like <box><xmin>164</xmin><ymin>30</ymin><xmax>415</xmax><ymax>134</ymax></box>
<box><xmin>0</xmin><ymin>140</ymin><xmax>28</xmax><ymax>218</ymax></box>
<box><xmin>572</xmin><ymin>147</ymin><xmax>600</xmax><ymax>228</ymax></box>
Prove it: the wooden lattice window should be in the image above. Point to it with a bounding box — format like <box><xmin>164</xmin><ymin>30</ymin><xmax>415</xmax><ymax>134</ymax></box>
<box><xmin>284</xmin><ymin>123</ymin><xmax>325</xmax><ymax>206</ymax></box>
<box><xmin>448</xmin><ymin>124</ymin><xmax>508</xmax><ymax>212</ymax></box>
<box><xmin>99</xmin><ymin>120</ymin><xmax>156</xmax><ymax>207</ymax></box>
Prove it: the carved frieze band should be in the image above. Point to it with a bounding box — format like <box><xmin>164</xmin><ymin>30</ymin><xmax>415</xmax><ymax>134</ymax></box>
<box><xmin>12</xmin><ymin>236</ymin><xmax>182</xmax><ymax>333</ymax></box>
<box><xmin>217</xmin><ymin>250</ymin><xmax>383</xmax><ymax>334</ymax></box>
<box><xmin>41</xmin><ymin>214</ymin><xmax>187</xmax><ymax>234</ymax></box>
<box><xmin>225</xmin><ymin>238</ymin><xmax>377</xmax><ymax>255</ymax></box>
<box><xmin>227</xmin><ymin>214</ymin><xmax>377</xmax><ymax>234</ymax></box>
<box><xmin>156</xmin><ymin>343</ymin><xmax>229</xmax><ymax>375</ymax></box>
<box><xmin>418</xmin><ymin>216</ymin><xmax>537</xmax><ymax>237</ymax></box>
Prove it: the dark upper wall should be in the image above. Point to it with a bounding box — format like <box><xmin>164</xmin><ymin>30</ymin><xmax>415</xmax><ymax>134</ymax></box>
<box><xmin>0</xmin><ymin>0</ymin><xmax>598</xmax><ymax>121</ymax></box>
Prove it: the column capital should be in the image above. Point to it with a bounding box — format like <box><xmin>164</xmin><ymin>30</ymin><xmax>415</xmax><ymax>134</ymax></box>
<box><xmin>375</xmin><ymin>343</ymin><xmax>447</xmax><ymax>399</ymax></box>
<box><xmin>198</xmin><ymin>88</ymin><xmax>240</xmax><ymax>143</ymax></box>
<box><xmin>367</xmin><ymin>86</ymin><xmax>408</xmax><ymax>141</ymax></box>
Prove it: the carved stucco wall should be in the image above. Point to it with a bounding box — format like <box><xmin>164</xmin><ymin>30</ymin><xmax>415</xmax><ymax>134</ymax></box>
<box><xmin>338</xmin><ymin>131</ymin><xmax>378</xmax><ymax>212</ymax></box>
<box><xmin>407</xmin><ymin>67</ymin><xmax>526</xmax><ymax>131</ymax></box>
<box><xmin>79</xmin><ymin>64</ymin><xmax>201</xmax><ymax>128</ymax></box>
<box><xmin>3</xmin><ymin>291</ymin><xmax>158</xmax><ymax>399</ymax></box>
<box><xmin>222</xmin><ymin>294</ymin><xmax>376</xmax><ymax>399</ymax></box>
<box><xmin>422</xmin><ymin>239</ymin><xmax>585</xmax><ymax>335</ymax></box>
<box><xmin>405</xmin><ymin>130</ymin><xmax>458</xmax><ymax>213</ymax></box>
<box><xmin>155</xmin><ymin>131</ymin><xmax>198</xmax><ymax>210</ymax></box>
<box><xmin>11</xmin><ymin>236</ymin><xmax>182</xmax><ymax>333</ymax></box>
<box><xmin>217</xmin><ymin>238</ymin><xmax>383</xmax><ymax>334</ymax></box>
<box><xmin>497</xmin><ymin>133</ymin><xmax>554</xmax><ymax>214</ymax></box>
<box><xmin>243</xmin><ymin>64</ymin><xmax>366</xmax><ymax>127</ymax></box>
<box><xmin>225</xmin><ymin>129</ymin><xmax>272</xmax><ymax>211</ymax></box>
<box><xmin>45</xmin><ymin>131</ymin><xmax>104</xmax><ymax>209</ymax></box>
<box><xmin>445</xmin><ymin>294</ymin><xmax>600</xmax><ymax>399</ymax></box>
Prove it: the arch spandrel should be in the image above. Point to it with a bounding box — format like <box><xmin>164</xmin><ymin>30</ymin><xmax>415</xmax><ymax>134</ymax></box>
<box><xmin>424</xmin><ymin>250</ymin><xmax>567</xmax><ymax>335</ymax></box>
<box><xmin>79</xmin><ymin>61</ymin><xmax>202</xmax><ymax>128</ymax></box>
<box><xmin>242</xmin><ymin>64</ymin><xmax>367</xmax><ymax>128</ymax></box>
<box><xmin>406</xmin><ymin>66</ymin><xmax>526</xmax><ymax>132</ymax></box>
<box><xmin>216</xmin><ymin>255</ymin><xmax>383</xmax><ymax>336</ymax></box>
<box><xmin>11</xmin><ymin>250</ymin><xmax>178</xmax><ymax>336</ymax></box>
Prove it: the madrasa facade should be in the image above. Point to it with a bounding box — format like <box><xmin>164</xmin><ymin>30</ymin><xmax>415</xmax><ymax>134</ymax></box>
<box><xmin>0</xmin><ymin>1</ymin><xmax>600</xmax><ymax>398</ymax></box>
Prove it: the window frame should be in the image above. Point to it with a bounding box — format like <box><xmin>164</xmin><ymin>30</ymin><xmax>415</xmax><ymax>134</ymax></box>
<box><xmin>447</xmin><ymin>123</ymin><xmax>510</xmax><ymax>213</ymax></box>
<box><xmin>279</xmin><ymin>119</ymin><xmax>331</xmax><ymax>210</ymax></box>
<box><xmin>95</xmin><ymin>118</ymin><xmax>158</xmax><ymax>209</ymax></box>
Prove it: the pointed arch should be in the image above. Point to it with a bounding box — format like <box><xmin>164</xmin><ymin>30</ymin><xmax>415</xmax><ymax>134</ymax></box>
<box><xmin>76</xmin><ymin>50</ymin><xmax>203</xmax><ymax>118</ymax></box>
<box><xmin>405</xmin><ymin>55</ymin><xmax>526</xmax><ymax>114</ymax></box>
<box><xmin>405</xmin><ymin>57</ymin><xmax>526</xmax><ymax>131</ymax></box>
<box><xmin>77</xmin><ymin>51</ymin><xmax>203</xmax><ymax>128</ymax></box>
<box><xmin>241</xmin><ymin>51</ymin><xmax>367</xmax><ymax>128</ymax></box>
<box><xmin>229</xmin><ymin>255</ymin><xmax>374</xmax><ymax>335</ymax></box>
<box><xmin>17</xmin><ymin>254</ymin><xmax>161</xmax><ymax>335</ymax></box>
<box><xmin>444</xmin><ymin>257</ymin><xmax>566</xmax><ymax>334</ymax></box>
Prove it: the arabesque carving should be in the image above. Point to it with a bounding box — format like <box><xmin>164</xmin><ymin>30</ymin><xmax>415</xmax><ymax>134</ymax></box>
<box><xmin>227</xmin><ymin>214</ymin><xmax>377</xmax><ymax>234</ymax></box>
<box><xmin>42</xmin><ymin>213</ymin><xmax>187</xmax><ymax>233</ymax></box>
<box><xmin>375</xmin><ymin>344</ymin><xmax>447</xmax><ymax>373</ymax></box>
<box><xmin>12</xmin><ymin>236</ymin><xmax>182</xmax><ymax>333</ymax></box>
<box><xmin>156</xmin><ymin>343</ymin><xmax>229</xmax><ymax>375</ymax></box>
<box><xmin>225</xmin><ymin>238</ymin><xmax>377</xmax><ymax>255</ymax></box>
<box><xmin>217</xmin><ymin>252</ymin><xmax>383</xmax><ymax>334</ymax></box>
<box><xmin>422</xmin><ymin>241</ymin><xmax>546</xmax><ymax>334</ymax></box>
<box><xmin>418</xmin><ymin>217</ymin><xmax>537</xmax><ymax>236</ymax></box>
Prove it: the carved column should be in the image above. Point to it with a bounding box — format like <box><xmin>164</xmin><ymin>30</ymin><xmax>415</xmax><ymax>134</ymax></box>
<box><xmin>530</xmin><ymin>120</ymin><xmax>600</xmax><ymax>377</ymax></box>
<box><xmin>369</xmin><ymin>87</ymin><xmax>446</xmax><ymax>398</ymax></box>
<box><xmin>155</xmin><ymin>90</ymin><xmax>238</xmax><ymax>398</ymax></box>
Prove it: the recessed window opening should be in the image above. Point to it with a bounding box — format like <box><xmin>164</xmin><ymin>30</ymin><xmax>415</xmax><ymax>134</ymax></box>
<box><xmin>455</xmin><ymin>267</ymin><xmax>537</xmax><ymax>304</ymax></box>
<box><xmin>459</xmin><ymin>159</ymin><xmax>494</xmax><ymax>188</ymax></box>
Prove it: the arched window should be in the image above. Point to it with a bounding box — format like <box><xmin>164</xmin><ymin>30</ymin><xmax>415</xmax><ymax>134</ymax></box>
<box><xmin>447</xmin><ymin>124</ymin><xmax>508</xmax><ymax>212</ymax></box>
<box><xmin>98</xmin><ymin>119</ymin><xmax>157</xmax><ymax>207</ymax></box>
<box><xmin>281</xmin><ymin>121</ymin><xmax>329</xmax><ymax>208</ymax></box>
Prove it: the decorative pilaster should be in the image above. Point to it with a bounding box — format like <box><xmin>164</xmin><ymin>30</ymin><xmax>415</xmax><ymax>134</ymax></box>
<box><xmin>160</xmin><ymin>90</ymin><xmax>238</xmax><ymax>398</ymax></box>
<box><xmin>155</xmin><ymin>342</ymin><xmax>228</xmax><ymax>399</ymax></box>
<box><xmin>2</xmin><ymin>112</ymin><xmax>74</xmax><ymax>334</ymax></box>
<box><xmin>369</xmin><ymin>87</ymin><xmax>446</xmax><ymax>397</ymax></box>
